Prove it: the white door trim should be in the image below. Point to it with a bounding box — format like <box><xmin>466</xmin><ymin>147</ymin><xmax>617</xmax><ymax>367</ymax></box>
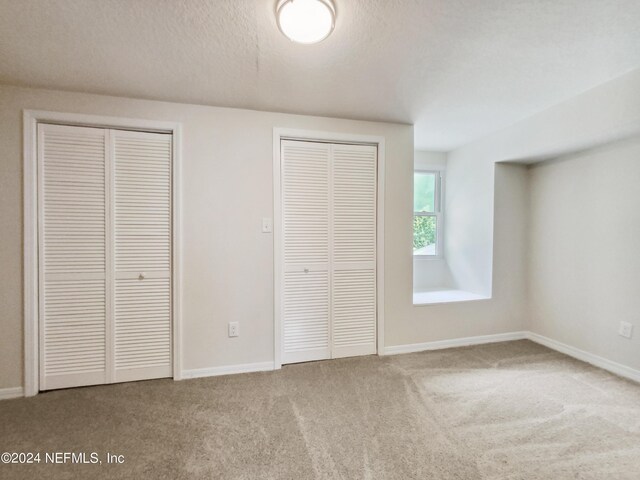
<box><xmin>23</xmin><ymin>110</ymin><xmax>183</xmax><ymax>397</ymax></box>
<box><xmin>272</xmin><ymin>128</ymin><xmax>385</xmax><ymax>369</ymax></box>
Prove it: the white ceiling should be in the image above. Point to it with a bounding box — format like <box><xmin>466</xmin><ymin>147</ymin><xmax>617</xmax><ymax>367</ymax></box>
<box><xmin>1</xmin><ymin>0</ymin><xmax>639</xmax><ymax>151</ymax></box>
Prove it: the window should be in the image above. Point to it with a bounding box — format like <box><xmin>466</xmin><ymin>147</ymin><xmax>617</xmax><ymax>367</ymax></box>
<box><xmin>413</xmin><ymin>170</ymin><xmax>443</xmax><ymax>257</ymax></box>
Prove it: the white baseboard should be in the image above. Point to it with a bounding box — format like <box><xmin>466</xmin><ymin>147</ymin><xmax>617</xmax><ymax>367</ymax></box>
<box><xmin>0</xmin><ymin>387</ymin><xmax>24</xmax><ymax>400</ymax></box>
<box><xmin>180</xmin><ymin>361</ymin><xmax>275</xmax><ymax>380</ymax></box>
<box><xmin>383</xmin><ymin>331</ymin><xmax>528</xmax><ymax>355</ymax></box>
<box><xmin>526</xmin><ymin>332</ymin><xmax>640</xmax><ymax>383</ymax></box>
<box><xmin>5</xmin><ymin>333</ymin><xmax>638</xmax><ymax>392</ymax></box>
<box><xmin>383</xmin><ymin>331</ymin><xmax>640</xmax><ymax>384</ymax></box>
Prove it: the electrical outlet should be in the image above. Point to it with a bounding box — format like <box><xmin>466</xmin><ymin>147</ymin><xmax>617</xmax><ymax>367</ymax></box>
<box><xmin>618</xmin><ymin>321</ymin><xmax>633</xmax><ymax>339</ymax></box>
<box><xmin>228</xmin><ymin>322</ymin><xmax>239</xmax><ymax>337</ymax></box>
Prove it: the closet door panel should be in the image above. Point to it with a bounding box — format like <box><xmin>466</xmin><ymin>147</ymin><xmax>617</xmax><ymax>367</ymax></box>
<box><xmin>113</xmin><ymin>130</ymin><xmax>172</xmax><ymax>382</ymax></box>
<box><xmin>332</xmin><ymin>145</ymin><xmax>377</xmax><ymax>265</ymax></box>
<box><xmin>283</xmin><ymin>269</ymin><xmax>330</xmax><ymax>363</ymax></box>
<box><xmin>114</xmin><ymin>275</ymin><xmax>171</xmax><ymax>381</ymax></box>
<box><xmin>332</xmin><ymin>268</ymin><xmax>376</xmax><ymax>357</ymax></box>
<box><xmin>39</xmin><ymin>124</ymin><xmax>108</xmax><ymax>390</ymax></box>
<box><xmin>331</xmin><ymin>144</ymin><xmax>377</xmax><ymax>358</ymax></box>
<box><xmin>281</xmin><ymin>140</ymin><xmax>331</xmax><ymax>363</ymax></box>
<box><xmin>114</xmin><ymin>131</ymin><xmax>171</xmax><ymax>272</ymax></box>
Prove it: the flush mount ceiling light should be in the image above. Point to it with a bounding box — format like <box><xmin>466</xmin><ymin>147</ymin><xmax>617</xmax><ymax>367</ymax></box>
<box><xmin>276</xmin><ymin>0</ymin><xmax>336</xmax><ymax>44</ymax></box>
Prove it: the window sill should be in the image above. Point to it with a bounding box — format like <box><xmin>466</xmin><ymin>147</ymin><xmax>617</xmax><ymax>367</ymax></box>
<box><xmin>413</xmin><ymin>289</ymin><xmax>490</xmax><ymax>306</ymax></box>
<box><xmin>413</xmin><ymin>255</ymin><xmax>444</xmax><ymax>261</ymax></box>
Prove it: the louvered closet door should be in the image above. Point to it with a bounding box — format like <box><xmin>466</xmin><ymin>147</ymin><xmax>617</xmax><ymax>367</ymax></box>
<box><xmin>112</xmin><ymin>130</ymin><xmax>172</xmax><ymax>382</ymax></box>
<box><xmin>280</xmin><ymin>140</ymin><xmax>377</xmax><ymax>364</ymax></box>
<box><xmin>281</xmin><ymin>140</ymin><xmax>331</xmax><ymax>363</ymax></box>
<box><xmin>331</xmin><ymin>144</ymin><xmax>377</xmax><ymax>358</ymax></box>
<box><xmin>39</xmin><ymin>124</ymin><xmax>108</xmax><ymax>390</ymax></box>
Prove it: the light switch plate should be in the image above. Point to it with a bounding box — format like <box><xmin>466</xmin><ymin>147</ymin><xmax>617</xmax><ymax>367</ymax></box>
<box><xmin>228</xmin><ymin>322</ymin><xmax>239</xmax><ymax>337</ymax></box>
<box><xmin>262</xmin><ymin>217</ymin><xmax>273</xmax><ymax>233</ymax></box>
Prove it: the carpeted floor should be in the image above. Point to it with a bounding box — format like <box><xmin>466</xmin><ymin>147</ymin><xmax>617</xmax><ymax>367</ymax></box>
<box><xmin>1</xmin><ymin>340</ymin><xmax>640</xmax><ymax>479</ymax></box>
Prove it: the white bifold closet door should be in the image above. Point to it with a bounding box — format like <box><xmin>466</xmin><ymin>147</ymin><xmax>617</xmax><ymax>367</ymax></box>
<box><xmin>112</xmin><ymin>130</ymin><xmax>172</xmax><ymax>383</ymax></box>
<box><xmin>39</xmin><ymin>124</ymin><xmax>109</xmax><ymax>390</ymax></box>
<box><xmin>38</xmin><ymin>124</ymin><xmax>172</xmax><ymax>391</ymax></box>
<box><xmin>281</xmin><ymin>140</ymin><xmax>377</xmax><ymax>364</ymax></box>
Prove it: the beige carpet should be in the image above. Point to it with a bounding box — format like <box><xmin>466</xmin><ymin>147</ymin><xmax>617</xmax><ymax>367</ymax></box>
<box><xmin>1</xmin><ymin>340</ymin><xmax>640</xmax><ymax>479</ymax></box>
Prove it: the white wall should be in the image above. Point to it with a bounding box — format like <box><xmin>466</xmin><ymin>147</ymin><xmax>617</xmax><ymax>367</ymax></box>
<box><xmin>413</xmin><ymin>259</ymin><xmax>454</xmax><ymax>292</ymax></box>
<box><xmin>6</xmin><ymin>68</ymin><xmax>636</xmax><ymax>391</ymax></box>
<box><xmin>0</xmin><ymin>84</ymin><xmax>413</xmax><ymax>389</ymax></box>
<box><xmin>442</xmin><ymin>68</ymin><xmax>640</xmax><ymax>372</ymax></box>
<box><xmin>445</xmin><ymin>68</ymin><xmax>640</xmax><ymax>298</ymax></box>
<box><xmin>387</xmin><ymin>152</ymin><xmax>530</xmax><ymax>348</ymax></box>
<box><xmin>445</xmin><ymin>147</ymin><xmax>496</xmax><ymax>296</ymax></box>
<box><xmin>0</xmin><ymin>84</ymin><xmax>534</xmax><ymax>390</ymax></box>
<box><xmin>414</xmin><ymin>150</ymin><xmax>446</xmax><ymax>170</ymax></box>
<box><xmin>528</xmin><ymin>137</ymin><xmax>640</xmax><ymax>371</ymax></box>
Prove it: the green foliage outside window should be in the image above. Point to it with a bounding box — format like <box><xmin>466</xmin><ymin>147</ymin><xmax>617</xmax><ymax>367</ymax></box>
<box><xmin>414</xmin><ymin>171</ymin><xmax>438</xmax><ymax>254</ymax></box>
<box><xmin>413</xmin><ymin>216</ymin><xmax>436</xmax><ymax>250</ymax></box>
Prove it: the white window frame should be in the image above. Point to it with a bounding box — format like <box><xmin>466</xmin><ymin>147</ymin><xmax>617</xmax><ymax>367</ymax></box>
<box><xmin>413</xmin><ymin>169</ymin><xmax>444</xmax><ymax>259</ymax></box>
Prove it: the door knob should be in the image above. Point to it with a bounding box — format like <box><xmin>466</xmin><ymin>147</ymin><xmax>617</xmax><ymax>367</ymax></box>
<box><xmin>139</xmin><ymin>272</ymin><xmax>146</xmax><ymax>280</ymax></box>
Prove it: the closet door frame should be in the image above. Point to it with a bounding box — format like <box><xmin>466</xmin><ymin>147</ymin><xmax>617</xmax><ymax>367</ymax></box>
<box><xmin>273</xmin><ymin>128</ymin><xmax>386</xmax><ymax>369</ymax></box>
<box><xmin>23</xmin><ymin>110</ymin><xmax>183</xmax><ymax>397</ymax></box>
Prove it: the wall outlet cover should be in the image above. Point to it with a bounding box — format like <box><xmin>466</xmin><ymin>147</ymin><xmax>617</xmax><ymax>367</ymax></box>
<box><xmin>618</xmin><ymin>321</ymin><xmax>633</xmax><ymax>339</ymax></box>
<box><xmin>262</xmin><ymin>217</ymin><xmax>273</xmax><ymax>233</ymax></box>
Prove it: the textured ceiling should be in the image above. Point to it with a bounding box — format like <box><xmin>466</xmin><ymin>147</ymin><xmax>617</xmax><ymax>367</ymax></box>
<box><xmin>1</xmin><ymin>0</ymin><xmax>640</xmax><ymax>150</ymax></box>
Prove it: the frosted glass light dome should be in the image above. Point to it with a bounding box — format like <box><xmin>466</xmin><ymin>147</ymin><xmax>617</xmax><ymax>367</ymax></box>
<box><xmin>276</xmin><ymin>0</ymin><xmax>336</xmax><ymax>44</ymax></box>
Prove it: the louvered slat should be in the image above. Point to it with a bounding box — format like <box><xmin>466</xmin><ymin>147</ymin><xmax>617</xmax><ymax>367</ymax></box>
<box><xmin>332</xmin><ymin>269</ymin><xmax>376</xmax><ymax>356</ymax></box>
<box><xmin>39</xmin><ymin>124</ymin><xmax>107</xmax><ymax>390</ymax></box>
<box><xmin>281</xmin><ymin>141</ymin><xmax>331</xmax><ymax>363</ymax></box>
<box><xmin>282</xmin><ymin>141</ymin><xmax>330</xmax><ymax>265</ymax></box>
<box><xmin>43</xmin><ymin>279</ymin><xmax>106</xmax><ymax>377</ymax></box>
<box><xmin>280</xmin><ymin>141</ymin><xmax>377</xmax><ymax>363</ymax></box>
<box><xmin>114</xmin><ymin>132</ymin><xmax>171</xmax><ymax>272</ymax></box>
<box><xmin>331</xmin><ymin>144</ymin><xmax>377</xmax><ymax>357</ymax></box>
<box><xmin>114</xmin><ymin>278</ymin><xmax>171</xmax><ymax>371</ymax></box>
<box><xmin>113</xmin><ymin>130</ymin><xmax>172</xmax><ymax>382</ymax></box>
<box><xmin>283</xmin><ymin>270</ymin><xmax>330</xmax><ymax>362</ymax></box>
<box><xmin>332</xmin><ymin>144</ymin><xmax>377</xmax><ymax>264</ymax></box>
<box><xmin>38</xmin><ymin>126</ymin><xmax>173</xmax><ymax>390</ymax></box>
